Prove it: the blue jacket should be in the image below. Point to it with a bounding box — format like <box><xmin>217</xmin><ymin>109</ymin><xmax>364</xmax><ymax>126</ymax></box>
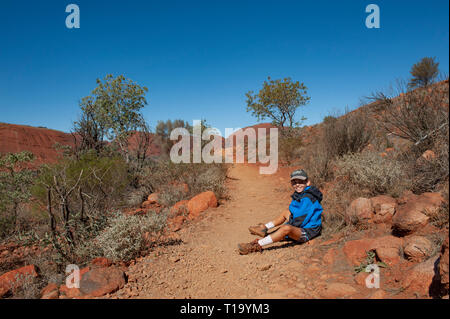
<box><xmin>288</xmin><ymin>186</ymin><xmax>323</xmax><ymax>229</ymax></box>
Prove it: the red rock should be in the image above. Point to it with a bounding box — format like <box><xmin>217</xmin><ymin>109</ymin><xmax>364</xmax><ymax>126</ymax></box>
<box><xmin>393</xmin><ymin>192</ymin><xmax>444</xmax><ymax>235</ymax></box>
<box><xmin>370</xmin><ymin>195</ymin><xmax>397</xmax><ymax>224</ymax></box>
<box><xmin>345</xmin><ymin>198</ymin><xmax>374</xmax><ymax>224</ymax></box>
<box><xmin>397</xmin><ymin>190</ymin><xmax>416</xmax><ymax>205</ymax></box>
<box><xmin>343</xmin><ymin>236</ymin><xmax>403</xmax><ymax>266</ymax></box>
<box><xmin>59</xmin><ymin>284</ymin><xmax>82</xmax><ymax>298</ymax></box>
<box><xmin>438</xmin><ymin>236</ymin><xmax>449</xmax><ymax>294</ymax></box>
<box><xmin>79</xmin><ymin>267</ymin><xmax>126</xmax><ymax>297</ymax></box>
<box><xmin>421</xmin><ymin>150</ymin><xmax>436</xmax><ymax>161</ymax></box>
<box><xmin>41</xmin><ymin>283</ymin><xmax>59</xmax><ymax>299</ymax></box>
<box><xmin>403</xmin><ymin>236</ymin><xmax>433</xmax><ymax>262</ymax></box>
<box><xmin>321</xmin><ymin>283</ymin><xmax>358</xmax><ymax>298</ymax></box>
<box><xmin>187</xmin><ymin>191</ymin><xmax>218</xmax><ymax>219</ymax></box>
<box><xmin>91</xmin><ymin>257</ymin><xmax>113</xmax><ymax>268</ymax></box>
<box><xmin>372</xmin><ymin>236</ymin><xmax>403</xmax><ymax>266</ymax></box>
<box><xmin>323</xmin><ymin>248</ymin><xmax>336</xmax><ymax>265</ymax></box>
<box><xmin>376</xmin><ymin>247</ymin><xmax>401</xmax><ymax>266</ymax></box>
<box><xmin>372</xmin><ymin>235</ymin><xmax>403</xmax><ymax>250</ymax></box>
<box><xmin>141</xmin><ymin>200</ymin><xmax>152</xmax><ymax>208</ymax></box>
<box><xmin>169</xmin><ymin>215</ymin><xmax>186</xmax><ymax>232</ymax></box>
<box><xmin>0</xmin><ymin>265</ymin><xmax>38</xmax><ymax>297</ymax></box>
<box><xmin>343</xmin><ymin>238</ymin><xmax>374</xmax><ymax>266</ymax></box>
<box><xmin>403</xmin><ymin>255</ymin><xmax>440</xmax><ymax>297</ymax></box>
<box><xmin>170</xmin><ymin>200</ymin><xmax>189</xmax><ymax>217</ymax></box>
<box><xmin>147</xmin><ymin>193</ymin><xmax>159</xmax><ymax>204</ymax></box>
<box><xmin>354</xmin><ymin>272</ymin><xmax>368</xmax><ymax>287</ymax></box>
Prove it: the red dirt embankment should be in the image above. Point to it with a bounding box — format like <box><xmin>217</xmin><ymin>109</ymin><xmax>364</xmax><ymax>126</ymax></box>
<box><xmin>0</xmin><ymin>123</ymin><xmax>75</xmax><ymax>166</ymax></box>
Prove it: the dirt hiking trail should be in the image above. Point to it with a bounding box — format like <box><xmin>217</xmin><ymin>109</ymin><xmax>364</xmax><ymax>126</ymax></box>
<box><xmin>112</xmin><ymin>164</ymin><xmax>351</xmax><ymax>299</ymax></box>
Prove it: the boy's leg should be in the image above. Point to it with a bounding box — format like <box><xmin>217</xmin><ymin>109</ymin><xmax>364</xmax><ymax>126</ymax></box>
<box><xmin>266</xmin><ymin>224</ymin><xmax>301</xmax><ymax>242</ymax></box>
<box><xmin>248</xmin><ymin>210</ymin><xmax>290</xmax><ymax>237</ymax></box>
<box><xmin>271</xmin><ymin>209</ymin><xmax>291</xmax><ymax>227</ymax></box>
<box><xmin>238</xmin><ymin>225</ymin><xmax>302</xmax><ymax>255</ymax></box>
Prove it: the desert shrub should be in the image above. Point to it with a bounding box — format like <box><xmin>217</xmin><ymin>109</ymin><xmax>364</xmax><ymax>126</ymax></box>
<box><xmin>410</xmin><ymin>128</ymin><xmax>449</xmax><ymax>194</ymax></box>
<box><xmin>157</xmin><ymin>184</ymin><xmax>189</xmax><ymax>207</ymax></box>
<box><xmin>322</xmin><ymin>110</ymin><xmax>374</xmax><ymax>158</ymax></box>
<box><xmin>369</xmin><ymin>80</ymin><xmax>449</xmax><ymax>153</ymax></box>
<box><xmin>299</xmin><ymin>143</ymin><xmax>333</xmax><ymax>187</ymax></box>
<box><xmin>335</xmin><ymin>151</ymin><xmax>410</xmax><ymax>197</ymax></box>
<box><xmin>320</xmin><ymin>179</ymin><xmax>367</xmax><ymax>237</ymax></box>
<box><xmin>31</xmin><ymin>151</ymin><xmax>130</xmax><ymax>266</ymax></box>
<box><xmin>301</xmin><ymin>110</ymin><xmax>374</xmax><ymax>187</ymax></box>
<box><xmin>181</xmin><ymin>164</ymin><xmax>228</xmax><ymax>200</ymax></box>
<box><xmin>0</xmin><ymin>152</ymin><xmax>35</xmax><ymax>240</ymax></box>
<box><xmin>81</xmin><ymin>211</ymin><xmax>167</xmax><ymax>262</ymax></box>
<box><xmin>141</xmin><ymin>160</ymin><xmax>228</xmax><ymax>203</ymax></box>
<box><xmin>279</xmin><ymin>127</ymin><xmax>303</xmax><ymax>165</ymax></box>
<box><xmin>321</xmin><ymin>209</ymin><xmax>347</xmax><ymax>238</ymax></box>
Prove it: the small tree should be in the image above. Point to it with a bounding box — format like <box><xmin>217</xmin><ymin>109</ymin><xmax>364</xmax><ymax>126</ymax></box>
<box><xmin>246</xmin><ymin>77</ymin><xmax>310</xmax><ymax>128</ymax></box>
<box><xmin>408</xmin><ymin>57</ymin><xmax>440</xmax><ymax>89</ymax></box>
<box><xmin>0</xmin><ymin>151</ymin><xmax>34</xmax><ymax>238</ymax></box>
<box><xmin>75</xmin><ymin>74</ymin><xmax>149</xmax><ymax>162</ymax></box>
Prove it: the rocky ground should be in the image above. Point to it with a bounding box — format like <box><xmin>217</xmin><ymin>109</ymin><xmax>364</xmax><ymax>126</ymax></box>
<box><xmin>1</xmin><ymin>163</ymin><xmax>448</xmax><ymax>299</ymax></box>
<box><xmin>110</xmin><ymin>164</ymin><xmax>448</xmax><ymax>299</ymax></box>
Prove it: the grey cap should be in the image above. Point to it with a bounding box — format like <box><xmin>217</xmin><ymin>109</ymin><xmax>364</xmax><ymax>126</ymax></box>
<box><xmin>290</xmin><ymin>169</ymin><xmax>308</xmax><ymax>181</ymax></box>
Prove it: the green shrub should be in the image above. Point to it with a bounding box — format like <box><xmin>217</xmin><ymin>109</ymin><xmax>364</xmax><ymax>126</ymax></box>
<box><xmin>0</xmin><ymin>151</ymin><xmax>35</xmax><ymax>239</ymax></box>
<box><xmin>31</xmin><ymin>151</ymin><xmax>130</xmax><ymax>265</ymax></box>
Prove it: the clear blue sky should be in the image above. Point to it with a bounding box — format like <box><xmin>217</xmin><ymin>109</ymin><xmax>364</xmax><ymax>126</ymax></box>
<box><xmin>0</xmin><ymin>0</ymin><xmax>448</xmax><ymax>137</ymax></box>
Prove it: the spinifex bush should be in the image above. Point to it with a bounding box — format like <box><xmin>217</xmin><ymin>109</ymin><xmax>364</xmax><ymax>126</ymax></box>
<box><xmin>335</xmin><ymin>151</ymin><xmax>410</xmax><ymax>197</ymax></box>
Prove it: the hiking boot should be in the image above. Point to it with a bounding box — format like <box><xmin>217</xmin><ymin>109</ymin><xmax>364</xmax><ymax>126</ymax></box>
<box><xmin>248</xmin><ymin>223</ymin><xmax>268</xmax><ymax>237</ymax></box>
<box><xmin>238</xmin><ymin>239</ymin><xmax>263</xmax><ymax>255</ymax></box>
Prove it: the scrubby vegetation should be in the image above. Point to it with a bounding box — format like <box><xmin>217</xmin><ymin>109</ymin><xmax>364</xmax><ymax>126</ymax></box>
<box><xmin>300</xmin><ymin>63</ymin><xmax>448</xmax><ymax>236</ymax></box>
<box><xmin>0</xmin><ymin>74</ymin><xmax>229</xmax><ymax>293</ymax></box>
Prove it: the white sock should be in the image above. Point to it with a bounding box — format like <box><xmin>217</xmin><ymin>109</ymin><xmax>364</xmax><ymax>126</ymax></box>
<box><xmin>258</xmin><ymin>235</ymin><xmax>273</xmax><ymax>247</ymax></box>
<box><xmin>265</xmin><ymin>222</ymin><xmax>275</xmax><ymax>229</ymax></box>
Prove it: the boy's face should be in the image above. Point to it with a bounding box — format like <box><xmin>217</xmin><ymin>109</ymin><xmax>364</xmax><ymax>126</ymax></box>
<box><xmin>291</xmin><ymin>179</ymin><xmax>310</xmax><ymax>193</ymax></box>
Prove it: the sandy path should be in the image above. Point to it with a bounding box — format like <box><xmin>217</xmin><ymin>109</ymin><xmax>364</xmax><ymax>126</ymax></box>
<box><xmin>114</xmin><ymin>164</ymin><xmax>323</xmax><ymax>299</ymax></box>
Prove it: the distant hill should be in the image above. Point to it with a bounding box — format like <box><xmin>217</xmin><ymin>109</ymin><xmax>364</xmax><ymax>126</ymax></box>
<box><xmin>0</xmin><ymin>123</ymin><xmax>76</xmax><ymax>166</ymax></box>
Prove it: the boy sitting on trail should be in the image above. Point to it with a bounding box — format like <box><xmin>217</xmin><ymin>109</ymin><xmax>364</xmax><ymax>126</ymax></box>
<box><xmin>238</xmin><ymin>169</ymin><xmax>323</xmax><ymax>255</ymax></box>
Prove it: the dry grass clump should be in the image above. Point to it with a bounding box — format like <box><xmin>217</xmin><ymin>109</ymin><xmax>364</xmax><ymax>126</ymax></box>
<box><xmin>77</xmin><ymin>211</ymin><xmax>167</xmax><ymax>262</ymax></box>
<box><xmin>335</xmin><ymin>151</ymin><xmax>410</xmax><ymax>197</ymax></box>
